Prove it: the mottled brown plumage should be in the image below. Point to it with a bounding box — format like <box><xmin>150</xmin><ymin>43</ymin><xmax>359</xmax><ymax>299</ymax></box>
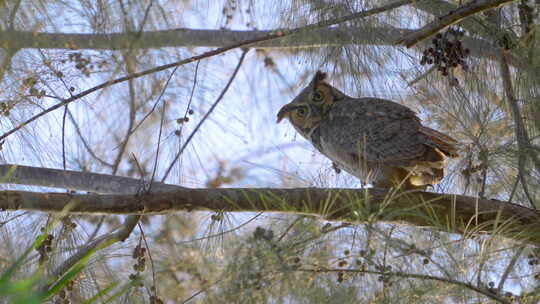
<box><xmin>277</xmin><ymin>71</ymin><xmax>459</xmax><ymax>189</ymax></box>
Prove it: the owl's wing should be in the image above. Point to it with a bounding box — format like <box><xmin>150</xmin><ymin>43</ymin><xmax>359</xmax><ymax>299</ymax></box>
<box><xmin>318</xmin><ymin>98</ymin><xmax>428</xmax><ymax>165</ymax></box>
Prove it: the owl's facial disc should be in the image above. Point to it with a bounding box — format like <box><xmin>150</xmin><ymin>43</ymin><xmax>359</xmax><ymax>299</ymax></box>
<box><xmin>277</xmin><ymin>103</ymin><xmax>323</xmax><ymax>131</ymax></box>
<box><xmin>311</xmin><ymin>89</ymin><xmax>324</xmax><ymax>103</ymax></box>
<box><xmin>277</xmin><ymin>104</ymin><xmax>305</xmax><ymax>123</ymax></box>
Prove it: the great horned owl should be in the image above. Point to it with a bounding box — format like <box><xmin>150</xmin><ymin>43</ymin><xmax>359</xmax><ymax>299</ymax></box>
<box><xmin>277</xmin><ymin>71</ymin><xmax>459</xmax><ymax>189</ymax></box>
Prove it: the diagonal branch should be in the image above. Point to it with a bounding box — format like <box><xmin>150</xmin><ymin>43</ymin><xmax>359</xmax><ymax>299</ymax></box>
<box><xmin>42</xmin><ymin>214</ymin><xmax>141</xmax><ymax>293</ymax></box>
<box><xmin>0</xmin><ymin>164</ymin><xmax>183</xmax><ymax>194</ymax></box>
<box><xmin>1</xmin><ymin>186</ymin><xmax>539</xmax><ymax>245</ymax></box>
<box><xmin>298</xmin><ymin>268</ymin><xmax>510</xmax><ymax>303</ymax></box>
<box><xmin>411</xmin><ymin>0</ymin><xmax>518</xmax><ymax>43</ymax></box>
<box><xmin>0</xmin><ymin>0</ymin><xmax>412</xmax><ymax>142</ymax></box>
<box><xmin>499</xmin><ymin>50</ymin><xmax>537</xmax><ymax>209</ymax></box>
<box><xmin>162</xmin><ymin>49</ymin><xmax>248</xmax><ymax>181</ymax></box>
<box><xmin>65</xmin><ymin>110</ymin><xmax>113</xmax><ymax>168</ymax></box>
<box><xmin>397</xmin><ymin>0</ymin><xmax>518</xmax><ymax>48</ymax></box>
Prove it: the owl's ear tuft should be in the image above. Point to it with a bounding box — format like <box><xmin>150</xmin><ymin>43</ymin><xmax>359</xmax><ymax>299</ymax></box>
<box><xmin>314</xmin><ymin>71</ymin><xmax>327</xmax><ymax>82</ymax></box>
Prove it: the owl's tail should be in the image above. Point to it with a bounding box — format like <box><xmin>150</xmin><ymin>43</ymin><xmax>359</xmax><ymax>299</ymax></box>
<box><xmin>398</xmin><ymin>137</ymin><xmax>456</xmax><ymax>189</ymax></box>
<box><xmin>419</xmin><ymin>126</ymin><xmax>459</xmax><ymax>158</ymax></box>
<box><xmin>373</xmin><ymin>165</ymin><xmax>445</xmax><ymax>190</ymax></box>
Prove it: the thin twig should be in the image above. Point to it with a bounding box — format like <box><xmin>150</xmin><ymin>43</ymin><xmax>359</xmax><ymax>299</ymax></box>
<box><xmin>508</xmin><ymin>176</ymin><xmax>519</xmax><ymax>203</ymax></box>
<box><xmin>297</xmin><ymin>267</ymin><xmax>511</xmax><ymax>303</ymax></box>
<box><xmin>161</xmin><ymin>49</ymin><xmax>249</xmax><ymax>181</ymax></box>
<box><xmin>86</xmin><ymin>216</ymin><xmax>105</xmax><ymax>242</ymax></box>
<box><xmin>478</xmin><ymin>148</ymin><xmax>489</xmax><ymax>199</ymax></box>
<box><xmin>289</xmin><ymin>223</ymin><xmax>352</xmax><ymax>250</ymax></box>
<box><xmin>129</xmin><ymin>64</ymin><xmax>179</xmax><ymax>136</ymax></box>
<box><xmin>111</xmin><ymin>56</ymin><xmax>137</xmax><ymax>174</ymax></box>
<box><xmin>62</xmin><ymin>106</ymin><xmax>68</xmax><ymax>170</ymax></box>
<box><xmin>173</xmin><ymin>60</ymin><xmax>200</xmax><ymax>147</ymax></box>
<box><xmin>499</xmin><ymin>50</ymin><xmax>536</xmax><ymax>208</ymax></box>
<box><xmin>138</xmin><ymin>222</ymin><xmax>157</xmax><ymax>295</ymax></box>
<box><xmin>148</xmin><ymin>101</ymin><xmax>167</xmax><ymax>193</ymax></box>
<box><xmin>0</xmin><ymin>211</ymin><xmax>29</xmax><ymax>228</ymax></box>
<box><xmin>277</xmin><ymin>216</ymin><xmax>305</xmax><ymax>243</ymax></box>
<box><xmin>496</xmin><ymin>245</ymin><xmax>525</xmax><ymax>291</ymax></box>
<box><xmin>117</xmin><ymin>0</ymin><xmax>164</xmax><ymax>140</ymax></box>
<box><xmin>175</xmin><ymin>212</ymin><xmax>263</xmax><ymax>245</ymax></box>
<box><xmin>66</xmin><ymin>110</ymin><xmax>113</xmax><ymax>167</ymax></box>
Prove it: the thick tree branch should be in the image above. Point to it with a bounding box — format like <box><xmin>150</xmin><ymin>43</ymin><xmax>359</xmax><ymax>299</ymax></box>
<box><xmin>397</xmin><ymin>0</ymin><xmax>517</xmax><ymax>47</ymax></box>
<box><xmin>0</xmin><ymin>1</ymin><xmax>411</xmax><ymax>51</ymax></box>
<box><xmin>0</xmin><ymin>25</ymin><xmax>460</xmax><ymax>50</ymax></box>
<box><xmin>1</xmin><ymin>187</ymin><xmax>539</xmax><ymax>245</ymax></box>
<box><xmin>0</xmin><ymin>27</ymin><xmax>502</xmax><ymax>62</ymax></box>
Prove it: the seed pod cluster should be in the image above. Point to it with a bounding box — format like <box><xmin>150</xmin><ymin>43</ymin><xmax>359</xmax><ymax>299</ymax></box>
<box><xmin>37</xmin><ymin>231</ymin><xmax>54</xmax><ymax>264</ymax></box>
<box><xmin>132</xmin><ymin>244</ymin><xmax>147</xmax><ymax>272</ymax></box>
<box><xmin>150</xmin><ymin>295</ymin><xmax>164</xmax><ymax>304</ymax></box>
<box><xmin>54</xmin><ymin>281</ymin><xmax>75</xmax><ymax>304</ymax></box>
<box><xmin>0</xmin><ymin>102</ymin><xmax>11</xmax><ymax>116</ymax></box>
<box><xmin>65</xmin><ymin>52</ymin><xmax>108</xmax><ymax>77</ymax></box>
<box><xmin>420</xmin><ymin>28</ymin><xmax>470</xmax><ymax>77</ymax></box>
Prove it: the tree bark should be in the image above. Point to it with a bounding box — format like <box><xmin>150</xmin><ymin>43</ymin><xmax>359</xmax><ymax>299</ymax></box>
<box><xmin>1</xmin><ymin>187</ymin><xmax>539</xmax><ymax>245</ymax></box>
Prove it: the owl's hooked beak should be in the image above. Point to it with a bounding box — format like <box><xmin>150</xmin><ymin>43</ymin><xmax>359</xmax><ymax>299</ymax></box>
<box><xmin>276</xmin><ymin>104</ymin><xmax>304</xmax><ymax>123</ymax></box>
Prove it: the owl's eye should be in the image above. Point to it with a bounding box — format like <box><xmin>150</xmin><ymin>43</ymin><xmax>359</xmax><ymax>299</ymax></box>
<box><xmin>296</xmin><ymin>107</ymin><xmax>307</xmax><ymax>117</ymax></box>
<box><xmin>312</xmin><ymin>90</ymin><xmax>324</xmax><ymax>102</ymax></box>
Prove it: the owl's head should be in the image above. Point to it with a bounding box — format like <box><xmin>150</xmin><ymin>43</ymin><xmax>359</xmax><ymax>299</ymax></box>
<box><xmin>276</xmin><ymin>103</ymin><xmax>324</xmax><ymax>136</ymax></box>
<box><xmin>277</xmin><ymin>71</ymin><xmax>345</xmax><ymax>130</ymax></box>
